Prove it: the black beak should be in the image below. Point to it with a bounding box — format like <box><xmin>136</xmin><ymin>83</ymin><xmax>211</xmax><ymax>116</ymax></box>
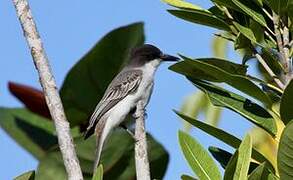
<box><xmin>160</xmin><ymin>54</ymin><xmax>180</xmax><ymax>62</ymax></box>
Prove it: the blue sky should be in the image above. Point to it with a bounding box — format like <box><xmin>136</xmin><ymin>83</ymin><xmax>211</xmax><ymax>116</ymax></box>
<box><xmin>0</xmin><ymin>0</ymin><xmax>252</xmax><ymax>179</ymax></box>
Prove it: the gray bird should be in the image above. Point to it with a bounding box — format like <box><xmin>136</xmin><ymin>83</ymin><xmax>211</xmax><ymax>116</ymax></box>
<box><xmin>84</xmin><ymin>44</ymin><xmax>179</xmax><ymax>168</ymax></box>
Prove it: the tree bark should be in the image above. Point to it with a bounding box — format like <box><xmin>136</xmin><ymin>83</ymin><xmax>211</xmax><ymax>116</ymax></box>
<box><xmin>12</xmin><ymin>0</ymin><xmax>83</xmax><ymax>179</ymax></box>
<box><xmin>134</xmin><ymin>101</ymin><xmax>151</xmax><ymax>180</ymax></box>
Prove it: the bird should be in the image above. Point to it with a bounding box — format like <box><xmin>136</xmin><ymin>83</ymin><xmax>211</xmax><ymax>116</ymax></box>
<box><xmin>83</xmin><ymin>44</ymin><xmax>179</xmax><ymax>169</ymax></box>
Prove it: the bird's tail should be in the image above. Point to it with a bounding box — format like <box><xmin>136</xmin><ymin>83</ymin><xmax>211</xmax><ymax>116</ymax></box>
<box><xmin>93</xmin><ymin>116</ymin><xmax>111</xmax><ymax>170</ymax></box>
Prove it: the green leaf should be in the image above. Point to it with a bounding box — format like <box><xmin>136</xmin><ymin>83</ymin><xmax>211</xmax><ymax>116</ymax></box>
<box><xmin>209</xmin><ymin>146</ymin><xmax>259</xmax><ymax>173</ymax></box>
<box><xmin>208</xmin><ymin>146</ymin><xmax>232</xmax><ymax>169</ymax></box>
<box><xmin>211</xmin><ymin>0</ymin><xmax>241</xmax><ymax>11</ymax></box>
<box><xmin>178</xmin><ymin>131</ymin><xmax>222</xmax><ymax>180</ymax></box>
<box><xmin>264</xmin><ymin>0</ymin><xmax>289</xmax><ymax>15</ymax></box>
<box><xmin>280</xmin><ymin>79</ymin><xmax>293</xmax><ymax>124</ymax></box>
<box><xmin>233</xmin><ymin>22</ymin><xmax>257</xmax><ymax>44</ymax></box>
<box><xmin>232</xmin><ymin>0</ymin><xmax>267</xmax><ymax>27</ymax></box>
<box><xmin>205</xmin><ymin>103</ymin><xmax>222</xmax><ymax>127</ymax></box>
<box><xmin>180</xmin><ymin>91</ymin><xmax>208</xmax><ymax>131</ymax></box>
<box><xmin>235</xmin><ymin>32</ymin><xmax>252</xmax><ymax>50</ymax></box>
<box><xmin>163</xmin><ymin>0</ymin><xmax>207</xmax><ymax>11</ymax></box>
<box><xmin>277</xmin><ymin>120</ymin><xmax>293</xmax><ymax>179</ymax></box>
<box><xmin>93</xmin><ymin>165</ymin><xmax>103</xmax><ymax>180</ymax></box>
<box><xmin>234</xmin><ymin>134</ymin><xmax>252</xmax><ymax>180</ymax></box>
<box><xmin>224</xmin><ymin>151</ymin><xmax>238</xmax><ymax>180</ymax></box>
<box><xmin>190</xmin><ymin>80</ymin><xmax>277</xmax><ymax>136</ymax></box>
<box><xmin>170</xmin><ymin>57</ymin><xmax>272</xmax><ymax>107</ymax></box>
<box><xmin>167</xmin><ymin>10</ymin><xmax>231</xmax><ymax>31</ymax></box>
<box><xmin>60</xmin><ymin>22</ymin><xmax>144</xmax><ymax>126</ymax></box>
<box><xmin>36</xmin><ymin>130</ymin><xmax>168</xmax><ymax>180</ymax></box>
<box><xmin>248</xmin><ymin>163</ymin><xmax>270</xmax><ymax>180</ymax></box>
<box><xmin>181</xmin><ymin>174</ymin><xmax>197</xmax><ymax>180</ymax></box>
<box><xmin>0</xmin><ymin>108</ymin><xmax>57</xmax><ymax>159</ymax></box>
<box><xmin>14</xmin><ymin>170</ymin><xmax>35</xmax><ymax>180</ymax></box>
<box><xmin>175</xmin><ymin>111</ymin><xmax>272</xmax><ymax>167</ymax></box>
<box><xmin>212</xmin><ymin>34</ymin><xmax>229</xmax><ymax>58</ymax></box>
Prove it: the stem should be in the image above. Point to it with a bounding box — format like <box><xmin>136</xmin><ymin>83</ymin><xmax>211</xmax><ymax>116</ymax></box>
<box><xmin>12</xmin><ymin>0</ymin><xmax>83</xmax><ymax>179</ymax></box>
<box><xmin>255</xmin><ymin>53</ymin><xmax>285</xmax><ymax>89</ymax></box>
<box><xmin>134</xmin><ymin>101</ymin><xmax>151</xmax><ymax>180</ymax></box>
<box><xmin>273</xmin><ymin>12</ymin><xmax>286</xmax><ymax>66</ymax></box>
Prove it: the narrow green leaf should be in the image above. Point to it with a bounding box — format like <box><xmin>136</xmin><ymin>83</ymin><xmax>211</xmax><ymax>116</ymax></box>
<box><xmin>212</xmin><ymin>33</ymin><xmax>229</xmax><ymax>58</ymax></box>
<box><xmin>178</xmin><ymin>131</ymin><xmax>222</xmax><ymax>180</ymax></box>
<box><xmin>209</xmin><ymin>146</ymin><xmax>259</xmax><ymax>173</ymax></box>
<box><xmin>233</xmin><ymin>22</ymin><xmax>257</xmax><ymax>44</ymax></box>
<box><xmin>93</xmin><ymin>165</ymin><xmax>103</xmax><ymax>180</ymax></box>
<box><xmin>224</xmin><ymin>150</ymin><xmax>239</xmax><ymax>180</ymax></box>
<box><xmin>0</xmin><ymin>108</ymin><xmax>57</xmax><ymax>159</ymax></box>
<box><xmin>163</xmin><ymin>0</ymin><xmax>207</xmax><ymax>11</ymax></box>
<box><xmin>232</xmin><ymin>0</ymin><xmax>267</xmax><ymax>27</ymax></box>
<box><xmin>208</xmin><ymin>146</ymin><xmax>232</xmax><ymax>169</ymax></box>
<box><xmin>205</xmin><ymin>103</ymin><xmax>222</xmax><ymax>127</ymax></box>
<box><xmin>167</xmin><ymin>10</ymin><xmax>231</xmax><ymax>31</ymax></box>
<box><xmin>60</xmin><ymin>22</ymin><xmax>144</xmax><ymax>126</ymax></box>
<box><xmin>175</xmin><ymin>111</ymin><xmax>272</xmax><ymax>167</ymax></box>
<box><xmin>277</xmin><ymin>120</ymin><xmax>293</xmax><ymax>179</ymax></box>
<box><xmin>248</xmin><ymin>163</ymin><xmax>270</xmax><ymax>180</ymax></box>
<box><xmin>211</xmin><ymin>0</ymin><xmax>241</xmax><ymax>11</ymax></box>
<box><xmin>180</xmin><ymin>91</ymin><xmax>208</xmax><ymax>131</ymax></box>
<box><xmin>265</xmin><ymin>0</ymin><xmax>289</xmax><ymax>15</ymax></box>
<box><xmin>280</xmin><ymin>79</ymin><xmax>293</xmax><ymax>124</ymax></box>
<box><xmin>234</xmin><ymin>134</ymin><xmax>252</xmax><ymax>180</ymax></box>
<box><xmin>14</xmin><ymin>170</ymin><xmax>35</xmax><ymax>180</ymax></box>
<box><xmin>170</xmin><ymin>56</ymin><xmax>272</xmax><ymax>107</ymax></box>
<box><xmin>190</xmin><ymin>80</ymin><xmax>277</xmax><ymax>136</ymax></box>
<box><xmin>181</xmin><ymin>174</ymin><xmax>197</xmax><ymax>180</ymax></box>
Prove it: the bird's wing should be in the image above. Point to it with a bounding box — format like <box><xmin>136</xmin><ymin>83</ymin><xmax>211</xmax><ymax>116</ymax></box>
<box><xmin>84</xmin><ymin>69</ymin><xmax>142</xmax><ymax>138</ymax></box>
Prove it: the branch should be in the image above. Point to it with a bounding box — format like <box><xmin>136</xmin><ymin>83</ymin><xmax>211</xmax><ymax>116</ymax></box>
<box><xmin>134</xmin><ymin>101</ymin><xmax>151</xmax><ymax>180</ymax></box>
<box><xmin>255</xmin><ymin>53</ymin><xmax>285</xmax><ymax>90</ymax></box>
<box><xmin>12</xmin><ymin>0</ymin><xmax>83</xmax><ymax>179</ymax></box>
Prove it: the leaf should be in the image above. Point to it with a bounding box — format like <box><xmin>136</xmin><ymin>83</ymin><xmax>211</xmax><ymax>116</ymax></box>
<box><xmin>163</xmin><ymin>0</ymin><xmax>207</xmax><ymax>11</ymax></box>
<box><xmin>232</xmin><ymin>0</ymin><xmax>267</xmax><ymax>27</ymax></box>
<box><xmin>181</xmin><ymin>174</ymin><xmax>197</xmax><ymax>180</ymax></box>
<box><xmin>93</xmin><ymin>165</ymin><xmax>103</xmax><ymax>180</ymax></box>
<box><xmin>190</xmin><ymin>80</ymin><xmax>277</xmax><ymax>136</ymax></box>
<box><xmin>211</xmin><ymin>0</ymin><xmax>241</xmax><ymax>11</ymax></box>
<box><xmin>60</xmin><ymin>22</ymin><xmax>144</xmax><ymax>126</ymax></box>
<box><xmin>175</xmin><ymin>111</ymin><xmax>273</xmax><ymax>167</ymax></box>
<box><xmin>233</xmin><ymin>22</ymin><xmax>257</xmax><ymax>44</ymax></box>
<box><xmin>0</xmin><ymin>108</ymin><xmax>57</xmax><ymax>159</ymax></box>
<box><xmin>234</xmin><ymin>134</ymin><xmax>252</xmax><ymax>180</ymax></box>
<box><xmin>170</xmin><ymin>56</ymin><xmax>272</xmax><ymax>107</ymax></box>
<box><xmin>280</xmin><ymin>79</ymin><xmax>293</xmax><ymax>124</ymax></box>
<box><xmin>224</xmin><ymin>151</ymin><xmax>238</xmax><ymax>180</ymax></box>
<box><xmin>178</xmin><ymin>131</ymin><xmax>222</xmax><ymax>180</ymax></box>
<box><xmin>14</xmin><ymin>170</ymin><xmax>35</xmax><ymax>180</ymax></box>
<box><xmin>264</xmin><ymin>0</ymin><xmax>289</xmax><ymax>15</ymax></box>
<box><xmin>208</xmin><ymin>146</ymin><xmax>232</xmax><ymax>169</ymax></box>
<box><xmin>248</xmin><ymin>163</ymin><xmax>270</xmax><ymax>180</ymax></box>
<box><xmin>167</xmin><ymin>10</ymin><xmax>231</xmax><ymax>31</ymax></box>
<box><xmin>180</xmin><ymin>91</ymin><xmax>208</xmax><ymax>131</ymax></box>
<box><xmin>205</xmin><ymin>103</ymin><xmax>222</xmax><ymax>127</ymax></box>
<box><xmin>277</xmin><ymin>120</ymin><xmax>293</xmax><ymax>179</ymax></box>
<box><xmin>212</xmin><ymin>34</ymin><xmax>229</xmax><ymax>58</ymax></box>
<box><xmin>8</xmin><ymin>82</ymin><xmax>50</xmax><ymax>119</ymax></box>
<box><xmin>209</xmin><ymin>146</ymin><xmax>259</xmax><ymax>172</ymax></box>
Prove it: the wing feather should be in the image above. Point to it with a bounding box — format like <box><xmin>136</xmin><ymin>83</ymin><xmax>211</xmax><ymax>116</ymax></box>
<box><xmin>84</xmin><ymin>69</ymin><xmax>142</xmax><ymax>138</ymax></box>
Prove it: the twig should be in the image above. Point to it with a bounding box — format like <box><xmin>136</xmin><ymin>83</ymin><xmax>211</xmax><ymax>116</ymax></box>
<box><xmin>12</xmin><ymin>0</ymin><xmax>83</xmax><ymax>179</ymax></box>
<box><xmin>255</xmin><ymin>53</ymin><xmax>285</xmax><ymax>89</ymax></box>
<box><xmin>283</xmin><ymin>25</ymin><xmax>292</xmax><ymax>83</ymax></box>
<box><xmin>134</xmin><ymin>101</ymin><xmax>151</xmax><ymax>180</ymax></box>
<box><xmin>272</xmin><ymin>12</ymin><xmax>286</xmax><ymax>66</ymax></box>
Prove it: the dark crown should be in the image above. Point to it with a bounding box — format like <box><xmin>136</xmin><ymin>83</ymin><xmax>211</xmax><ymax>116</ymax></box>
<box><xmin>130</xmin><ymin>44</ymin><xmax>162</xmax><ymax>62</ymax></box>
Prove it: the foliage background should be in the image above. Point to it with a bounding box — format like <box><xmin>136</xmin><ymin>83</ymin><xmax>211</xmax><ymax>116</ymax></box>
<box><xmin>0</xmin><ymin>0</ymin><xmax>253</xmax><ymax>179</ymax></box>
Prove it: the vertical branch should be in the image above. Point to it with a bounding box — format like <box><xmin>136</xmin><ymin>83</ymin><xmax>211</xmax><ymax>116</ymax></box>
<box><xmin>134</xmin><ymin>101</ymin><xmax>151</xmax><ymax>180</ymax></box>
<box><xmin>12</xmin><ymin>0</ymin><xmax>83</xmax><ymax>179</ymax></box>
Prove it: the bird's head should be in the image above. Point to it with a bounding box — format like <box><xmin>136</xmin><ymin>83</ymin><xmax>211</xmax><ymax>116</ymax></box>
<box><xmin>129</xmin><ymin>44</ymin><xmax>179</xmax><ymax>67</ymax></box>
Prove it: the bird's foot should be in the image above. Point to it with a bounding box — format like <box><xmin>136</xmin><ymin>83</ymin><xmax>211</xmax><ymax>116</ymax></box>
<box><xmin>132</xmin><ymin>110</ymin><xmax>147</xmax><ymax>119</ymax></box>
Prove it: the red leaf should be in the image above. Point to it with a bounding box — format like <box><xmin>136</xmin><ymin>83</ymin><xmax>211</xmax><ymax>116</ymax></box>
<box><xmin>8</xmin><ymin>81</ymin><xmax>51</xmax><ymax>119</ymax></box>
